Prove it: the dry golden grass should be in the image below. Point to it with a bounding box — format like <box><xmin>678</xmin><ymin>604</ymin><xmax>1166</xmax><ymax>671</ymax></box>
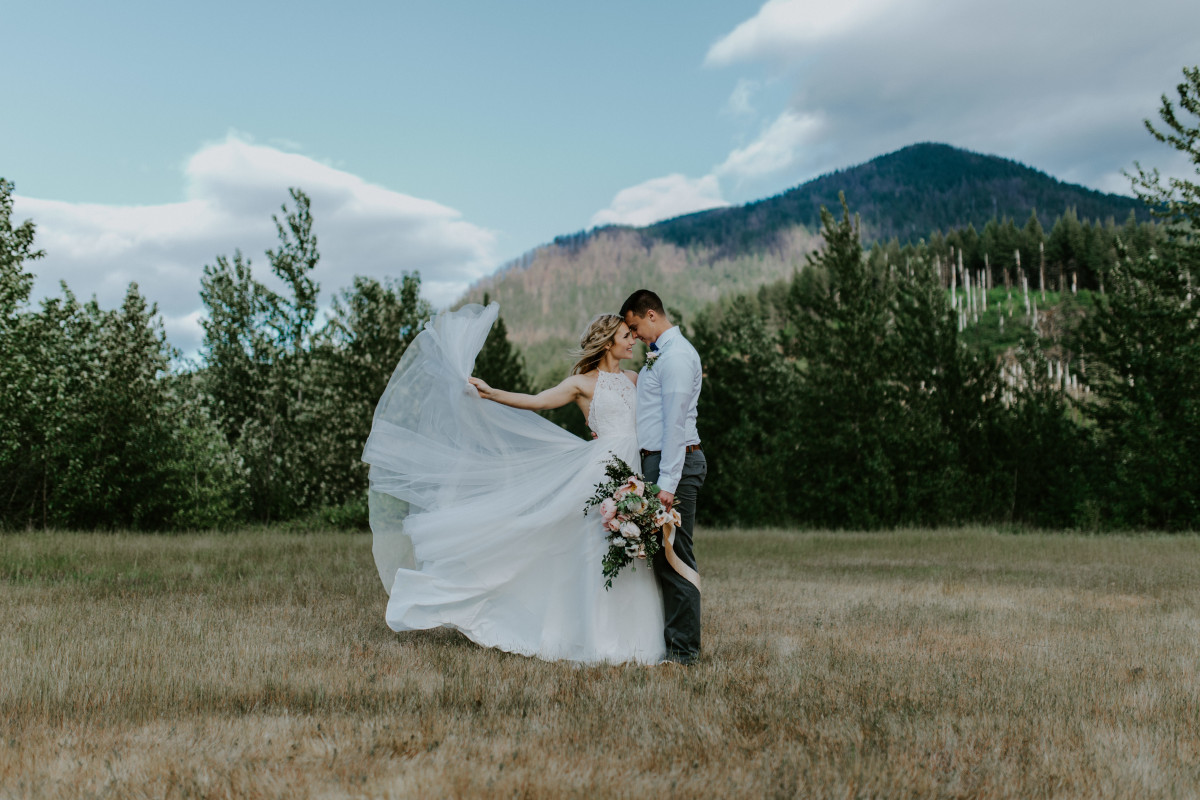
<box><xmin>2</xmin><ymin>527</ymin><xmax>1199</xmax><ymax>799</ymax></box>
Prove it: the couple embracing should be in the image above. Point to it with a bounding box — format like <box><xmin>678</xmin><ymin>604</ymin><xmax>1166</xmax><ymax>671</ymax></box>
<box><xmin>362</xmin><ymin>289</ymin><xmax>706</xmax><ymax>666</ymax></box>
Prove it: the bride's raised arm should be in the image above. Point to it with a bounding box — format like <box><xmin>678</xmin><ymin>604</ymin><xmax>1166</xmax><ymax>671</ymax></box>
<box><xmin>468</xmin><ymin>375</ymin><xmax>584</xmax><ymax>411</ymax></box>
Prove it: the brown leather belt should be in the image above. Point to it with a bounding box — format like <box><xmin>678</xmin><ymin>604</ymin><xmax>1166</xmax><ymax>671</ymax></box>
<box><xmin>640</xmin><ymin>444</ymin><xmax>702</xmax><ymax>458</ymax></box>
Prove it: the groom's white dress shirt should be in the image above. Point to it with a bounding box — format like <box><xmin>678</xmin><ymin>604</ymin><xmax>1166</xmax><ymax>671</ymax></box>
<box><xmin>636</xmin><ymin>325</ymin><xmax>702</xmax><ymax>495</ymax></box>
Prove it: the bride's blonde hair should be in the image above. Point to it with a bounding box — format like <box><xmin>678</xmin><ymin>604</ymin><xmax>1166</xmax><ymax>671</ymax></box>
<box><xmin>570</xmin><ymin>314</ymin><xmax>624</xmax><ymax>375</ymax></box>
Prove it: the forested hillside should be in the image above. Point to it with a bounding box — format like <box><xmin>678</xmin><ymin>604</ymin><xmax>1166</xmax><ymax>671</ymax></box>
<box><xmin>650</xmin><ymin>143</ymin><xmax>1149</xmax><ymax>249</ymax></box>
<box><xmin>3</xmin><ymin>68</ymin><xmax>1196</xmax><ymax>533</ymax></box>
<box><xmin>463</xmin><ymin>143</ymin><xmax>1152</xmax><ymax>386</ymax></box>
<box><xmin>463</xmin><ymin>227</ymin><xmax>817</xmax><ymax>385</ymax></box>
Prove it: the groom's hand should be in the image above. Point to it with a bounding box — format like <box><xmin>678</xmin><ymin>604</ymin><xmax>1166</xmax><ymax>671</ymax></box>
<box><xmin>657</xmin><ymin>489</ymin><xmax>674</xmax><ymax>509</ymax></box>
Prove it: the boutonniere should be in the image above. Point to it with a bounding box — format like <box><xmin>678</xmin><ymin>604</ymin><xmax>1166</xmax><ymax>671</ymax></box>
<box><xmin>643</xmin><ymin>349</ymin><xmax>661</xmax><ymax>372</ymax></box>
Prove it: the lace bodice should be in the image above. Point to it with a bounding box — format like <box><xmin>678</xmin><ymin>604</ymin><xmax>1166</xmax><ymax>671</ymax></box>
<box><xmin>587</xmin><ymin>371</ymin><xmax>638</xmax><ymax>440</ymax></box>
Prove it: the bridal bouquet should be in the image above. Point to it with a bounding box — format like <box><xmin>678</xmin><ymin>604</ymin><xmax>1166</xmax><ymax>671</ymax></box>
<box><xmin>584</xmin><ymin>455</ymin><xmax>682</xmax><ymax>590</ymax></box>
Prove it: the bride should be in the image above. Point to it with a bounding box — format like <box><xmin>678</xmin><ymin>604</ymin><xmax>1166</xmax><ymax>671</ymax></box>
<box><xmin>362</xmin><ymin>303</ymin><xmax>666</xmax><ymax>664</ymax></box>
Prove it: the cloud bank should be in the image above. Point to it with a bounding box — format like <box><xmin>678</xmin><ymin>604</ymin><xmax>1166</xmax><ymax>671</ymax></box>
<box><xmin>595</xmin><ymin>0</ymin><xmax>1199</xmax><ymax>230</ymax></box>
<box><xmin>14</xmin><ymin>135</ymin><xmax>497</xmax><ymax>356</ymax></box>
<box><xmin>590</xmin><ymin>174</ymin><xmax>729</xmax><ymax>228</ymax></box>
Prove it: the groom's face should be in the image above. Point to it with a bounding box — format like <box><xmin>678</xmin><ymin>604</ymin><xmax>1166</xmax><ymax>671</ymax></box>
<box><xmin>623</xmin><ymin>310</ymin><xmax>654</xmax><ymax>344</ymax></box>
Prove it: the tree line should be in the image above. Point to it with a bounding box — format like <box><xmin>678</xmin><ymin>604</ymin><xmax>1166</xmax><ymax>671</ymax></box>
<box><xmin>694</xmin><ymin>68</ymin><xmax>1200</xmax><ymax>530</ymax></box>
<box><xmin>0</xmin><ymin>184</ymin><xmax>526</xmax><ymax>530</ymax></box>
<box><xmin>2</xmin><ymin>67</ymin><xmax>1197</xmax><ymax>532</ymax></box>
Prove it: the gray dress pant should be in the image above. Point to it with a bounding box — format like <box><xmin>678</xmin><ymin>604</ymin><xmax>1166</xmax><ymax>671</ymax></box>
<box><xmin>641</xmin><ymin>449</ymin><xmax>706</xmax><ymax>663</ymax></box>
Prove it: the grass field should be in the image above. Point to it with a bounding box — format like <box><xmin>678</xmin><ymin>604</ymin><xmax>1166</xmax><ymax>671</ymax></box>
<box><xmin>2</xmin><ymin>527</ymin><xmax>1199</xmax><ymax>798</ymax></box>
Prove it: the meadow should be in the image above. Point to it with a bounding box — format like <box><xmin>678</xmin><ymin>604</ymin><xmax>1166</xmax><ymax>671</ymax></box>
<box><xmin>2</xmin><ymin>527</ymin><xmax>1198</xmax><ymax>798</ymax></box>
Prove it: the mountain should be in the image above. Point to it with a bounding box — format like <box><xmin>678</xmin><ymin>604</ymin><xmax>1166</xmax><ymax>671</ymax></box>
<box><xmin>462</xmin><ymin>142</ymin><xmax>1149</xmax><ymax>386</ymax></box>
<box><xmin>647</xmin><ymin>142</ymin><xmax>1148</xmax><ymax>250</ymax></box>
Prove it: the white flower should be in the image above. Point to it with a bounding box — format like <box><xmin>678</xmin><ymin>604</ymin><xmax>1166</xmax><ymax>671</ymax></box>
<box><xmin>626</xmin><ymin>496</ymin><xmax>648</xmax><ymax>515</ymax></box>
<box><xmin>619</xmin><ymin>521</ymin><xmax>641</xmax><ymax>540</ymax></box>
<box><xmin>624</xmin><ymin>544</ymin><xmax>640</xmax><ymax>558</ymax></box>
<box><xmin>611</xmin><ymin>536</ymin><xmax>627</xmax><ymax>547</ymax></box>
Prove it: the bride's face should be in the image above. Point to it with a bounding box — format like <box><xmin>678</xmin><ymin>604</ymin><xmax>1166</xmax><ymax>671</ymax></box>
<box><xmin>608</xmin><ymin>323</ymin><xmax>636</xmax><ymax>360</ymax></box>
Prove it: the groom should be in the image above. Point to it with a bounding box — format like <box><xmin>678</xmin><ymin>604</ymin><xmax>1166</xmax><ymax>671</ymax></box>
<box><xmin>621</xmin><ymin>289</ymin><xmax>706</xmax><ymax>665</ymax></box>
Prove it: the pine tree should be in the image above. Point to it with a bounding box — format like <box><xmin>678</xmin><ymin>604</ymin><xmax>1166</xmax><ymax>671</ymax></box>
<box><xmin>781</xmin><ymin>195</ymin><xmax>900</xmax><ymax>526</ymax></box>
<box><xmin>473</xmin><ymin>293</ymin><xmax>531</xmax><ymax>395</ymax></box>
<box><xmin>1079</xmin><ymin>65</ymin><xmax>1200</xmax><ymax>528</ymax></box>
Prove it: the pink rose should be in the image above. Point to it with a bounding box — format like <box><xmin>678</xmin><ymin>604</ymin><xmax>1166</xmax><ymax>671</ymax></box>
<box><xmin>605</xmin><ymin>517</ymin><xmax>621</xmax><ymax>532</ymax></box>
<box><xmin>613</xmin><ymin>486</ymin><xmax>630</xmax><ymax>502</ymax></box>
<box><xmin>599</xmin><ymin>498</ymin><xmax>618</xmax><ymax>521</ymax></box>
<box><xmin>619</xmin><ymin>521</ymin><xmax>640</xmax><ymax>540</ymax></box>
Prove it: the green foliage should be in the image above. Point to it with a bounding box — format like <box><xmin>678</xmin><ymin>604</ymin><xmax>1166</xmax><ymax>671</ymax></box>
<box><xmin>692</xmin><ymin>289</ymin><xmax>799</xmax><ymax>525</ymax></box>
<box><xmin>310</xmin><ymin>273</ymin><xmax>432</xmax><ymax>512</ymax></box>
<box><xmin>2</xmin><ymin>280</ymin><xmax>242</xmax><ymax>529</ymax></box>
<box><xmin>0</xmin><ymin>178</ymin><xmax>45</xmax><ymax>513</ymax></box>
<box><xmin>772</xmin><ymin>197</ymin><xmax>1005</xmax><ymax>526</ymax></box>
<box><xmin>1070</xmin><ymin>65</ymin><xmax>1200</xmax><ymax>529</ymax></box>
<box><xmin>1</xmin><ymin>180</ymin><xmax>243</xmax><ymax>530</ymax></box>
<box><xmin>1131</xmin><ymin>65</ymin><xmax>1200</xmax><ymax>235</ymax></box>
<box><xmin>690</xmin><ymin>196</ymin><xmax>1103</xmax><ymax>529</ymax></box>
<box><xmin>584</xmin><ymin>454</ymin><xmax>664</xmax><ymax>590</ymax></box>
<box><xmin>473</xmin><ymin>293</ymin><xmax>531</xmax><ymax>395</ymax></box>
<box><xmin>0</xmin><ymin>178</ymin><xmax>43</xmax><ymax>318</ymax></box>
<box><xmin>4</xmin><ymin>73</ymin><xmax>1198</xmax><ymax>532</ymax></box>
<box><xmin>780</xmin><ymin>200</ymin><xmax>898</xmax><ymax>526</ymax></box>
<box><xmin>198</xmin><ymin>188</ymin><xmax>323</xmax><ymax>522</ymax></box>
<box><xmin>1076</xmin><ymin>244</ymin><xmax>1200</xmax><ymax>528</ymax></box>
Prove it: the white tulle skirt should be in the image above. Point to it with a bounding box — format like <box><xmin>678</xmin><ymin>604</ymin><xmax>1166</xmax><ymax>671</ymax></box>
<box><xmin>362</xmin><ymin>304</ymin><xmax>666</xmax><ymax>664</ymax></box>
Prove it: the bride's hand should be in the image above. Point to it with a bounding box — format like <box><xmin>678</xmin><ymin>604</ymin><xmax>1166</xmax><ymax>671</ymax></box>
<box><xmin>467</xmin><ymin>377</ymin><xmax>493</xmax><ymax>399</ymax></box>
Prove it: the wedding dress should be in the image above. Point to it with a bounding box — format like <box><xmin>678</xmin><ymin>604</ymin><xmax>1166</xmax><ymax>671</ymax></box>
<box><xmin>362</xmin><ymin>303</ymin><xmax>666</xmax><ymax>664</ymax></box>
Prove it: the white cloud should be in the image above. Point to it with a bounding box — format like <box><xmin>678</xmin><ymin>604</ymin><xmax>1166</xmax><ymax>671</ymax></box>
<box><xmin>716</xmin><ymin>110</ymin><xmax>824</xmax><ymax>180</ymax></box>
<box><xmin>589</xmin><ymin>111</ymin><xmax>821</xmax><ymax>232</ymax></box>
<box><xmin>590</xmin><ymin>174</ymin><xmax>729</xmax><ymax>228</ymax></box>
<box><xmin>703</xmin><ymin>0</ymin><xmax>1200</xmax><ymax>200</ymax></box>
<box><xmin>724</xmin><ymin>79</ymin><xmax>760</xmax><ymax>117</ymax></box>
<box><xmin>13</xmin><ymin>135</ymin><xmax>497</xmax><ymax>357</ymax></box>
<box><xmin>705</xmin><ymin>0</ymin><xmax>903</xmax><ymax>67</ymax></box>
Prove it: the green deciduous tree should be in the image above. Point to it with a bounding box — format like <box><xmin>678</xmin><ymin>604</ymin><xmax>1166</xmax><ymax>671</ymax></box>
<box><xmin>308</xmin><ymin>273</ymin><xmax>432</xmax><ymax>517</ymax></box>
<box><xmin>199</xmin><ymin>188</ymin><xmax>322</xmax><ymax>521</ymax></box>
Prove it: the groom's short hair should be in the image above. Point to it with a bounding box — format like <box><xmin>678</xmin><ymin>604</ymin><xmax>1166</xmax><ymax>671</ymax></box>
<box><xmin>620</xmin><ymin>289</ymin><xmax>665</xmax><ymax>319</ymax></box>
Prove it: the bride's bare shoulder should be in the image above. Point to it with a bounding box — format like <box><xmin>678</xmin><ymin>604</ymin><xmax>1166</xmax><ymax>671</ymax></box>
<box><xmin>622</xmin><ymin>369</ymin><xmax>639</xmax><ymax>386</ymax></box>
<box><xmin>571</xmin><ymin>370</ymin><xmax>600</xmax><ymax>392</ymax></box>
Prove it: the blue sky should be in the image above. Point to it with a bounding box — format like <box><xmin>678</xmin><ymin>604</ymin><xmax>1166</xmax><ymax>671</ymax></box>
<box><xmin>5</xmin><ymin>0</ymin><xmax>1198</xmax><ymax>353</ymax></box>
